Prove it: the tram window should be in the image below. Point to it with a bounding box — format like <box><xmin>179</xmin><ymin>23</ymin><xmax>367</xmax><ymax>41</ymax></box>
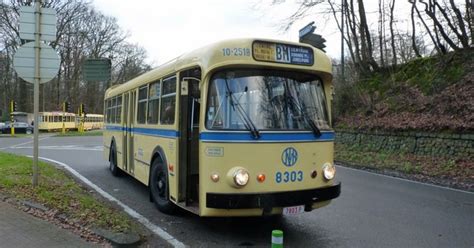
<box><xmin>54</xmin><ymin>116</ymin><xmax>59</xmax><ymax>122</ymax></box>
<box><xmin>137</xmin><ymin>86</ymin><xmax>148</xmax><ymax>124</ymax></box>
<box><xmin>147</xmin><ymin>81</ymin><xmax>161</xmax><ymax>124</ymax></box>
<box><xmin>160</xmin><ymin>77</ymin><xmax>176</xmax><ymax>125</ymax></box>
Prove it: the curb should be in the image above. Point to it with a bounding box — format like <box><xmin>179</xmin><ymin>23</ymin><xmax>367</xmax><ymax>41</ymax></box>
<box><xmin>92</xmin><ymin>228</ymin><xmax>142</xmax><ymax>247</ymax></box>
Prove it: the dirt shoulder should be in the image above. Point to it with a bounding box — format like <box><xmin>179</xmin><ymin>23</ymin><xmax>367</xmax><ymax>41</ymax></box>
<box><xmin>335</xmin><ymin>143</ymin><xmax>474</xmax><ymax>192</ymax></box>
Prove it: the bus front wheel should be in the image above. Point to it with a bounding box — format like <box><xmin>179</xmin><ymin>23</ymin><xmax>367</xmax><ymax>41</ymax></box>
<box><xmin>109</xmin><ymin>144</ymin><xmax>121</xmax><ymax>177</ymax></box>
<box><xmin>150</xmin><ymin>159</ymin><xmax>176</xmax><ymax>214</ymax></box>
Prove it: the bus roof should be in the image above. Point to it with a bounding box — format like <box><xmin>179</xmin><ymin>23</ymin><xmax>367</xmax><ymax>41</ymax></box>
<box><xmin>105</xmin><ymin>38</ymin><xmax>332</xmax><ymax>98</ymax></box>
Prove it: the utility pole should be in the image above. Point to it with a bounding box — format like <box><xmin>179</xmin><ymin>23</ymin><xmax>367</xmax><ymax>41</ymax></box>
<box><xmin>32</xmin><ymin>0</ymin><xmax>41</xmax><ymax>187</ymax></box>
<box><xmin>341</xmin><ymin>0</ymin><xmax>345</xmax><ymax>84</ymax></box>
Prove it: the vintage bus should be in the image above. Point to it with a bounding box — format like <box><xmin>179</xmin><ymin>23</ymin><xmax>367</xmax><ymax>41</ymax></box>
<box><xmin>38</xmin><ymin>112</ymin><xmax>76</xmax><ymax>131</ymax></box>
<box><xmin>103</xmin><ymin>38</ymin><xmax>340</xmax><ymax>217</ymax></box>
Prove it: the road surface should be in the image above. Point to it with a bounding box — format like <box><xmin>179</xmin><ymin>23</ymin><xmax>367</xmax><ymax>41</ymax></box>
<box><xmin>1</xmin><ymin>135</ymin><xmax>473</xmax><ymax>247</ymax></box>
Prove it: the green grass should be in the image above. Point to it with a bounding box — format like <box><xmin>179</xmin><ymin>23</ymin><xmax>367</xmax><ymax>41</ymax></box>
<box><xmin>0</xmin><ymin>151</ymin><xmax>132</xmax><ymax>232</ymax></box>
<box><xmin>54</xmin><ymin>130</ymin><xmax>103</xmax><ymax>137</ymax></box>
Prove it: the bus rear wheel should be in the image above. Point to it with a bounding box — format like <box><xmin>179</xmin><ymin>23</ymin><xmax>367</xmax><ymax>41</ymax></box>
<box><xmin>150</xmin><ymin>159</ymin><xmax>177</xmax><ymax>214</ymax></box>
<box><xmin>109</xmin><ymin>144</ymin><xmax>121</xmax><ymax>177</ymax></box>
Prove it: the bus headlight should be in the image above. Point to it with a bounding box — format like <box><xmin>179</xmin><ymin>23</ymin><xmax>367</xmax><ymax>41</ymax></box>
<box><xmin>322</xmin><ymin>163</ymin><xmax>336</xmax><ymax>180</ymax></box>
<box><xmin>227</xmin><ymin>167</ymin><xmax>250</xmax><ymax>188</ymax></box>
<box><xmin>234</xmin><ymin>169</ymin><xmax>249</xmax><ymax>186</ymax></box>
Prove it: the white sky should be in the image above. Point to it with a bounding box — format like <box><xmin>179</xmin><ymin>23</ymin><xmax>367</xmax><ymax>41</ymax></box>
<box><xmin>92</xmin><ymin>0</ymin><xmax>411</xmax><ymax>66</ymax></box>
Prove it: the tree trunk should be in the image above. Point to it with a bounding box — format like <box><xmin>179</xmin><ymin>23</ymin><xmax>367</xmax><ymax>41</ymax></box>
<box><xmin>389</xmin><ymin>0</ymin><xmax>397</xmax><ymax>66</ymax></box>
<box><xmin>410</xmin><ymin>1</ymin><xmax>422</xmax><ymax>57</ymax></box>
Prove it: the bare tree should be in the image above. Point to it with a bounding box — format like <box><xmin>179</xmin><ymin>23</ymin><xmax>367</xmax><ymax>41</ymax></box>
<box><xmin>0</xmin><ymin>0</ymin><xmax>151</xmax><ymax>116</ymax></box>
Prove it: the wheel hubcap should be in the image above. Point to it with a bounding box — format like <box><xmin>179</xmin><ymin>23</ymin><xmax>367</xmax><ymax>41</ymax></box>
<box><xmin>156</xmin><ymin>173</ymin><xmax>166</xmax><ymax>198</ymax></box>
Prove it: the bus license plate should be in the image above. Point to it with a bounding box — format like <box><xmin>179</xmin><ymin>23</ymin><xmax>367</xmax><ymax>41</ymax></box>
<box><xmin>283</xmin><ymin>205</ymin><xmax>304</xmax><ymax>216</ymax></box>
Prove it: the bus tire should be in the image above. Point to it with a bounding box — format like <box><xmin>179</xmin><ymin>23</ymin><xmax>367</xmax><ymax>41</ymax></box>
<box><xmin>109</xmin><ymin>144</ymin><xmax>121</xmax><ymax>177</ymax></box>
<box><xmin>150</xmin><ymin>159</ymin><xmax>176</xmax><ymax>214</ymax></box>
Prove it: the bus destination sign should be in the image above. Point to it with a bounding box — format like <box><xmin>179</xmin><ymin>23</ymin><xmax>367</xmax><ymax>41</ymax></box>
<box><xmin>252</xmin><ymin>41</ymin><xmax>314</xmax><ymax>66</ymax></box>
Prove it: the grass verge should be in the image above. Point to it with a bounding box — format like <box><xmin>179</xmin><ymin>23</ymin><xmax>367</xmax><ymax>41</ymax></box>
<box><xmin>0</xmin><ymin>151</ymin><xmax>133</xmax><ymax>233</ymax></box>
<box><xmin>335</xmin><ymin>143</ymin><xmax>474</xmax><ymax>191</ymax></box>
<box><xmin>54</xmin><ymin>130</ymin><xmax>103</xmax><ymax>137</ymax></box>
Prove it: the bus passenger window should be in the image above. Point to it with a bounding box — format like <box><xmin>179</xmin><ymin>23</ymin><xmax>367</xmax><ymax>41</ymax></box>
<box><xmin>116</xmin><ymin>96</ymin><xmax>122</xmax><ymax>123</ymax></box>
<box><xmin>137</xmin><ymin>86</ymin><xmax>148</xmax><ymax>124</ymax></box>
<box><xmin>147</xmin><ymin>81</ymin><xmax>161</xmax><ymax>124</ymax></box>
<box><xmin>160</xmin><ymin>77</ymin><xmax>176</xmax><ymax>125</ymax></box>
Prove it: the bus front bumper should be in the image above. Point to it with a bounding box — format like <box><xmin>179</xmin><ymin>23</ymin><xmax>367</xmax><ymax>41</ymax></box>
<box><xmin>206</xmin><ymin>183</ymin><xmax>341</xmax><ymax>209</ymax></box>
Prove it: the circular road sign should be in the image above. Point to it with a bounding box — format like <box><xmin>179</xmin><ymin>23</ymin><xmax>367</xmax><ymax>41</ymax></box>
<box><xmin>13</xmin><ymin>41</ymin><xmax>60</xmax><ymax>84</ymax></box>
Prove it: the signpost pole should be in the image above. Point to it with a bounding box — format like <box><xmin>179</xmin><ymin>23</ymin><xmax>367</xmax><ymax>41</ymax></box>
<box><xmin>62</xmin><ymin>102</ymin><xmax>65</xmax><ymax>134</ymax></box>
<box><xmin>10</xmin><ymin>101</ymin><xmax>15</xmax><ymax>136</ymax></box>
<box><xmin>32</xmin><ymin>0</ymin><xmax>41</xmax><ymax>187</ymax></box>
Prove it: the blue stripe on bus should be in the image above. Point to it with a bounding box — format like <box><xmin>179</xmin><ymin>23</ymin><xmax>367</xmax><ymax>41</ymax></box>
<box><xmin>105</xmin><ymin>125</ymin><xmax>179</xmax><ymax>138</ymax></box>
<box><xmin>133</xmin><ymin>127</ymin><xmax>179</xmax><ymax>138</ymax></box>
<box><xmin>106</xmin><ymin>125</ymin><xmax>123</xmax><ymax>131</ymax></box>
<box><xmin>106</xmin><ymin>125</ymin><xmax>334</xmax><ymax>142</ymax></box>
<box><xmin>199</xmin><ymin>132</ymin><xmax>335</xmax><ymax>142</ymax></box>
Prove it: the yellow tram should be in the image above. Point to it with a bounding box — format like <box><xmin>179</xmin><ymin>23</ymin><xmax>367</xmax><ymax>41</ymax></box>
<box><xmin>38</xmin><ymin>112</ymin><xmax>76</xmax><ymax>131</ymax></box>
<box><xmin>81</xmin><ymin>114</ymin><xmax>104</xmax><ymax>131</ymax></box>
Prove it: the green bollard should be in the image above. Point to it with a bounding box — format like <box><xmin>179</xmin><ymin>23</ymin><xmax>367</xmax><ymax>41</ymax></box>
<box><xmin>271</xmin><ymin>230</ymin><xmax>283</xmax><ymax>248</ymax></box>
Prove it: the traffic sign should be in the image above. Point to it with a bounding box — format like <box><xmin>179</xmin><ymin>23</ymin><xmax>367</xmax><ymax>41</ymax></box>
<box><xmin>299</xmin><ymin>21</ymin><xmax>316</xmax><ymax>38</ymax></box>
<box><xmin>83</xmin><ymin>58</ymin><xmax>111</xmax><ymax>82</ymax></box>
<box><xmin>300</xmin><ymin>33</ymin><xmax>327</xmax><ymax>52</ymax></box>
<box><xmin>19</xmin><ymin>6</ymin><xmax>56</xmax><ymax>41</ymax></box>
<box><xmin>13</xmin><ymin>41</ymin><xmax>60</xmax><ymax>84</ymax></box>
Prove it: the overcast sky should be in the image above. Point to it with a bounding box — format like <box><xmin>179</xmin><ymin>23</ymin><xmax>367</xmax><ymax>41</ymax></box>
<box><xmin>92</xmin><ymin>0</ymin><xmax>409</xmax><ymax>66</ymax></box>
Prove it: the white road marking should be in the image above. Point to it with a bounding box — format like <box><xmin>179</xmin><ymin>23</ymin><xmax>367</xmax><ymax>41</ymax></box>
<box><xmin>29</xmin><ymin>156</ymin><xmax>186</xmax><ymax>248</ymax></box>
<box><xmin>337</xmin><ymin>164</ymin><xmax>474</xmax><ymax>194</ymax></box>
<box><xmin>0</xmin><ymin>136</ymin><xmax>50</xmax><ymax>150</ymax></box>
<box><xmin>11</xmin><ymin>145</ymin><xmax>103</xmax><ymax>151</ymax></box>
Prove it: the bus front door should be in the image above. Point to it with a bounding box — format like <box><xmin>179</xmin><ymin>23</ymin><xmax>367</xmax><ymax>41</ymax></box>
<box><xmin>178</xmin><ymin>73</ymin><xmax>200</xmax><ymax>206</ymax></box>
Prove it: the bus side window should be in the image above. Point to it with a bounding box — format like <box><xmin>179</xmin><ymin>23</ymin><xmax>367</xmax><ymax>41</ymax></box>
<box><xmin>116</xmin><ymin>95</ymin><xmax>122</xmax><ymax>123</ymax></box>
<box><xmin>147</xmin><ymin>81</ymin><xmax>161</xmax><ymax>124</ymax></box>
<box><xmin>137</xmin><ymin>86</ymin><xmax>148</xmax><ymax>124</ymax></box>
<box><xmin>160</xmin><ymin>77</ymin><xmax>176</xmax><ymax>125</ymax></box>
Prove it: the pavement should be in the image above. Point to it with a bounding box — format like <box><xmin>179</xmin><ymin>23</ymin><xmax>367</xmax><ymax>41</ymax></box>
<box><xmin>0</xmin><ymin>200</ymin><xmax>95</xmax><ymax>248</ymax></box>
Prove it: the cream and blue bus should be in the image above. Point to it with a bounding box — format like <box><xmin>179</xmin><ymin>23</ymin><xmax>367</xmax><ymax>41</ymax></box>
<box><xmin>103</xmin><ymin>38</ymin><xmax>340</xmax><ymax>217</ymax></box>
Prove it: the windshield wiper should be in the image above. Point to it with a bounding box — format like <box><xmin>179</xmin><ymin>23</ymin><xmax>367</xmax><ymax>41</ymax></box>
<box><xmin>285</xmin><ymin>91</ymin><xmax>321</xmax><ymax>138</ymax></box>
<box><xmin>225</xmin><ymin>80</ymin><xmax>260</xmax><ymax>139</ymax></box>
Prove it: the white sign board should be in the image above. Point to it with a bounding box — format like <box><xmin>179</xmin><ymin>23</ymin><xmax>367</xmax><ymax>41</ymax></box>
<box><xmin>13</xmin><ymin>41</ymin><xmax>60</xmax><ymax>84</ymax></box>
<box><xmin>19</xmin><ymin>6</ymin><xmax>56</xmax><ymax>41</ymax></box>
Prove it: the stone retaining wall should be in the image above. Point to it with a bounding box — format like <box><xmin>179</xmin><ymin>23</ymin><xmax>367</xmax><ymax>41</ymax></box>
<box><xmin>335</xmin><ymin>130</ymin><xmax>474</xmax><ymax>158</ymax></box>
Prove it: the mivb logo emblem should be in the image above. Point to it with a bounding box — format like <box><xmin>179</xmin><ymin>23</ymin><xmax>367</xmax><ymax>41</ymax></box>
<box><xmin>282</xmin><ymin>147</ymin><xmax>298</xmax><ymax>167</ymax></box>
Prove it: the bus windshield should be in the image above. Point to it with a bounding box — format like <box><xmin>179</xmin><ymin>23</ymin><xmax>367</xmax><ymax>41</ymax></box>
<box><xmin>206</xmin><ymin>69</ymin><xmax>330</xmax><ymax>131</ymax></box>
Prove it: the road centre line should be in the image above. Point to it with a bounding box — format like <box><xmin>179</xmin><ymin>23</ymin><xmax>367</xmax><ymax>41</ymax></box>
<box><xmin>29</xmin><ymin>156</ymin><xmax>186</xmax><ymax>248</ymax></box>
<box><xmin>337</xmin><ymin>164</ymin><xmax>473</xmax><ymax>194</ymax></box>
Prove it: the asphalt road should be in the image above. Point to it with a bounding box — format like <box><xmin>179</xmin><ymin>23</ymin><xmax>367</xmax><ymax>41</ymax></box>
<box><xmin>1</xmin><ymin>135</ymin><xmax>473</xmax><ymax>247</ymax></box>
